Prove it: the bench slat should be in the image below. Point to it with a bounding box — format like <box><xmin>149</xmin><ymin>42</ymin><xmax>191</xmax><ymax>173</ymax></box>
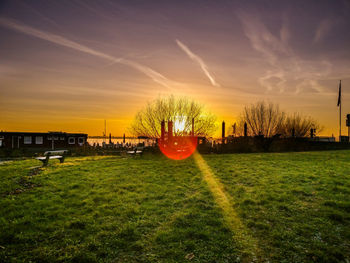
<box><xmin>44</xmin><ymin>150</ymin><xmax>68</xmax><ymax>156</ymax></box>
<box><xmin>48</xmin><ymin>156</ymin><xmax>64</xmax><ymax>159</ymax></box>
<box><xmin>36</xmin><ymin>156</ymin><xmax>63</xmax><ymax>160</ymax></box>
<box><xmin>127</xmin><ymin>151</ymin><xmax>143</xmax><ymax>154</ymax></box>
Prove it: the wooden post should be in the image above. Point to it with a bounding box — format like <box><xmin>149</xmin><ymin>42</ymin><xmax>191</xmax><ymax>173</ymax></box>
<box><xmin>161</xmin><ymin>120</ymin><xmax>165</xmax><ymax>141</ymax></box>
<box><xmin>222</xmin><ymin>121</ymin><xmax>225</xmax><ymax>144</ymax></box>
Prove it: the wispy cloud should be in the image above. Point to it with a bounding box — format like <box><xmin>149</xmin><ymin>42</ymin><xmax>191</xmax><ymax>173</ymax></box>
<box><xmin>237</xmin><ymin>11</ymin><xmax>332</xmax><ymax>94</ymax></box>
<box><xmin>279</xmin><ymin>15</ymin><xmax>290</xmax><ymax>44</ymax></box>
<box><xmin>176</xmin><ymin>39</ymin><xmax>220</xmax><ymax>87</ymax></box>
<box><xmin>0</xmin><ymin>17</ymin><xmax>175</xmax><ymax>89</ymax></box>
<box><xmin>313</xmin><ymin>19</ymin><xmax>333</xmax><ymax>43</ymax></box>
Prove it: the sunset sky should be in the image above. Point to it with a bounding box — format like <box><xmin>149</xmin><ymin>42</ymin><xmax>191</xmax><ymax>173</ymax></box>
<box><xmin>1</xmin><ymin>0</ymin><xmax>350</xmax><ymax>137</ymax></box>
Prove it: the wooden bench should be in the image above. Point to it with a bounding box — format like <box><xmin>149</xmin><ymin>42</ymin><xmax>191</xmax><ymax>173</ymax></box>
<box><xmin>126</xmin><ymin>146</ymin><xmax>143</xmax><ymax>156</ymax></box>
<box><xmin>36</xmin><ymin>150</ymin><xmax>68</xmax><ymax>166</ymax></box>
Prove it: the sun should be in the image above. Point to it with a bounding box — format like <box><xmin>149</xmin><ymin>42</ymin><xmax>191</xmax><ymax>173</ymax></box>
<box><xmin>174</xmin><ymin>117</ymin><xmax>186</xmax><ymax>134</ymax></box>
<box><xmin>159</xmin><ymin>116</ymin><xmax>197</xmax><ymax>160</ymax></box>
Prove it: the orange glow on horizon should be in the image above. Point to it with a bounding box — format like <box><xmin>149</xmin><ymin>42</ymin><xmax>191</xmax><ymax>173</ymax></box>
<box><xmin>0</xmin><ymin>1</ymin><xmax>348</xmax><ymax>138</ymax></box>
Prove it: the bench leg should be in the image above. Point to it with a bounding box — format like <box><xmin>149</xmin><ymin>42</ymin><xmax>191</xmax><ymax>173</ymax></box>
<box><xmin>41</xmin><ymin>154</ymin><xmax>50</xmax><ymax>167</ymax></box>
<box><xmin>43</xmin><ymin>158</ymin><xmax>49</xmax><ymax>167</ymax></box>
<box><xmin>60</xmin><ymin>156</ymin><xmax>65</xmax><ymax>163</ymax></box>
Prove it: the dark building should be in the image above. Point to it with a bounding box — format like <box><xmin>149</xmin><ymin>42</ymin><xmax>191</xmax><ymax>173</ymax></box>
<box><xmin>0</xmin><ymin>131</ymin><xmax>88</xmax><ymax>150</ymax></box>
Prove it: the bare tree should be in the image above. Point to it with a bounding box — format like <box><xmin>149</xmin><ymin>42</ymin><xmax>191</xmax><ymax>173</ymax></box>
<box><xmin>130</xmin><ymin>95</ymin><xmax>217</xmax><ymax>138</ymax></box>
<box><xmin>281</xmin><ymin>113</ymin><xmax>321</xmax><ymax>137</ymax></box>
<box><xmin>239</xmin><ymin>101</ymin><xmax>285</xmax><ymax>137</ymax></box>
<box><xmin>238</xmin><ymin>101</ymin><xmax>322</xmax><ymax>138</ymax></box>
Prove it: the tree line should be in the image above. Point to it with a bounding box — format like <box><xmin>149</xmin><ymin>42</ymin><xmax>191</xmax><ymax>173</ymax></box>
<box><xmin>235</xmin><ymin>101</ymin><xmax>321</xmax><ymax>138</ymax></box>
<box><xmin>130</xmin><ymin>96</ymin><xmax>321</xmax><ymax>138</ymax></box>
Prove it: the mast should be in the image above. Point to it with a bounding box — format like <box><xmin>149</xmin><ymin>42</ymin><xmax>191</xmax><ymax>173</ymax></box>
<box><xmin>104</xmin><ymin>119</ymin><xmax>107</xmax><ymax>143</ymax></box>
<box><xmin>339</xmin><ymin>80</ymin><xmax>342</xmax><ymax>142</ymax></box>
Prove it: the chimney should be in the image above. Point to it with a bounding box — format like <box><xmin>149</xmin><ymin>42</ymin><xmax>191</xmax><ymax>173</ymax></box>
<box><xmin>192</xmin><ymin>118</ymin><xmax>195</xmax><ymax>136</ymax></box>
<box><xmin>161</xmin><ymin>120</ymin><xmax>165</xmax><ymax>141</ymax></box>
<box><xmin>168</xmin><ymin>120</ymin><xmax>173</xmax><ymax>141</ymax></box>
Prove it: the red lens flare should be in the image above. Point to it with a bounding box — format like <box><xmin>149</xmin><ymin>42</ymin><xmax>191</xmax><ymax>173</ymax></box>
<box><xmin>159</xmin><ymin>136</ymin><xmax>198</xmax><ymax>160</ymax></box>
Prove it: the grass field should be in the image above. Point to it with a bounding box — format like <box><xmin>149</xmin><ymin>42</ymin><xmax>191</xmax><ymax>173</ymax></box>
<box><xmin>1</xmin><ymin>151</ymin><xmax>350</xmax><ymax>262</ymax></box>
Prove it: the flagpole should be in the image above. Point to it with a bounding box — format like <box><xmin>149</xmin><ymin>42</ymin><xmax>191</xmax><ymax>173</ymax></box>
<box><xmin>339</xmin><ymin>80</ymin><xmax>342</xmax><ymax>142</ymax></box>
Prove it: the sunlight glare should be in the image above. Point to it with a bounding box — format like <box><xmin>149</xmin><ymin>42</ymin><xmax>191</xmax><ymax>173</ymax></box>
<box><xmin>174</xmin><ymin>117</ymin><xmax>186</xmax><ymax>133</ymax></box>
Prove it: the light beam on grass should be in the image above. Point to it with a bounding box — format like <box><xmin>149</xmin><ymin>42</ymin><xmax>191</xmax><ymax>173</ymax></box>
<box><xmin>193</xmin><ymin>152</ymin><xmax>259</xmax><ymax>260</ymax></box>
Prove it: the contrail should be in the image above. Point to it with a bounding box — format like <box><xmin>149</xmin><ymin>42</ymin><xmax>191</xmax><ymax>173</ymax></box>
<box><xmin>0</xmin><ymin>17</ymin><xmax>174</xmax><ymax>89</ymax></box>
<box><xmin>176</xmin><ymin>39</ymin><xmax>220</xmax><ymax>87</ymax></box>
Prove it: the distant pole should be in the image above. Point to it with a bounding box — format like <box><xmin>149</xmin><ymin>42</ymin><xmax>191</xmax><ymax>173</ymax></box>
<box><xmin>161</xmin><ymin>120</ymin><xmax>165</xmax><ymax>141</ymax></box>
<box><xmin>340</xmin><ymin>87</ymin><xmax>342</xmax><ymax>142</ymax></box>
<box><xmin>244</xmin><ymin>122</ymin><xmax>248</xmax><ymax>137</ymax></box>
<box><xmin>347</xmin><ymin>114</ymin><xmax>350</xmax><ymax>142</ymax></box>
<box><xmin>123</xmin><ymin>133</ymin><xmax>125</xmax><ymax>144</ymax></box>
<box><xmin>104</xmin><ymin>119</ymin><xmax>107</xmax><ymax>143</ymax></box>
<box><xmin>232</xmin><ymin>123</ymin><xmax>236</xmax><ymax>137</ymax></box>
<box><xmin>222</xmin><ymin>121</ymin><xmax>225</xmax><ymax>144</ymax></box>
<box><xmin>109</xmin><ymin>133</ymin><xmax>112</xmax><ymax>144</ymax></box>
<box><xmin>338</xmin><ymin>80</ymin><xmax>342</xmax><ymax>142</ymax></box>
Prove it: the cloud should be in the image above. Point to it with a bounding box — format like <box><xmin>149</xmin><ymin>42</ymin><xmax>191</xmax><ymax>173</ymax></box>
<box><xmin>0</xmin><ymin>17</ymin><xmax>175</xmax><ymax>89</ymax></box>
<box><xmin>176</xmin><ymin>39</ymin><xmax>220</xmax><ymax>87</ymax></box>
<box><xmin>237</xmin><ymin>12</ymin><xmax>293</xmax><ymax>65</ymax></box>
<box><xmin>313</xmin><ymin>19</ymin><xmax>333</xmax><ymax>43</ymax></box>
<box><xmin>237</xmin><ymin>11</ymin><xmax>332</xmax><ymax>94</ymax></box>
<box><xmin>280</xmin><ymin>15</ymin><xmax>290</xmax><ymax>44</ymax></box>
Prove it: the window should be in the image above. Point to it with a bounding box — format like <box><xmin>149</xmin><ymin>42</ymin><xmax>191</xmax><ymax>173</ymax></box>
<box><xmin>78</xmin><ymin>137</ymin><xmax>84</xmax><ymax>145</ymax></box>
<box><xmin>35</xmin><ymin>136</ymin><xmax>43</xmax><ymax>144</ymax></box>
<box><xmin>0</xmin><ymin>140</ymin><xmax>2</xmax><ymax>147</ymax></box>
<box><xmin>24</xmin><ymin>136</ymin><xmax>32</xmax><ymax>144</ymax></box>
<box><xmin>60</xmin><ymin>137</ymin><xmax>65</xmax><ymax>140</ymax></box>
<box><xmin>68</xmin><ymin>137</ymin><xmax>75</xmax><ymax>144</ymax></box>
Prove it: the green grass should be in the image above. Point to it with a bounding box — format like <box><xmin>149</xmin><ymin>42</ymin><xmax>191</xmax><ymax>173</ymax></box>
<box><xmin>0</xmin><ymin>151</ymin><xmax>350</xmax><ymax>262</ymax></box>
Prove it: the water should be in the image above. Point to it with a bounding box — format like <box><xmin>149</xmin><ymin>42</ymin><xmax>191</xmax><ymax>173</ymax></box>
<box><xmin>87</xmin><ymin>138</ymin><xmax>155</xmax><ymax>147</ymax></box>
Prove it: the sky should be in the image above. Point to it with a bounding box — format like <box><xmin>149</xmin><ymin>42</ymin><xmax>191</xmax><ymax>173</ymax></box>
<box><xmin>1</xmin><ymin>0</ymin><xmax>350</xmax><ymax>137</ymax></box>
